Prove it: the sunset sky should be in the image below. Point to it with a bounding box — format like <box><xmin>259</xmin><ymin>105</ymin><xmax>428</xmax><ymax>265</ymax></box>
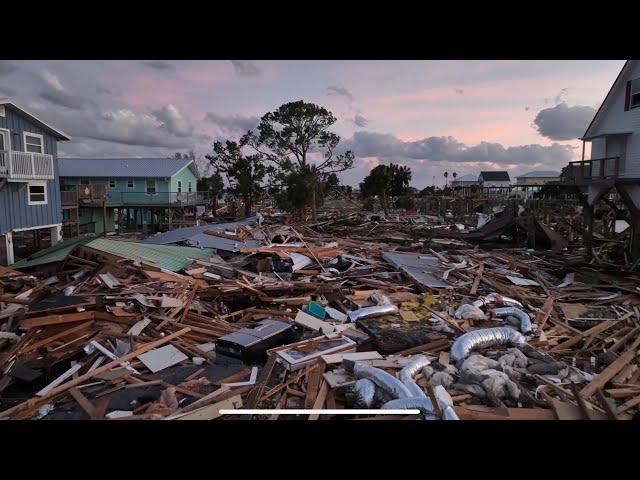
<box><xmin>0</xmin><ymin>59</ymin><xmax>625</xmax><ymax>187</ymax></box>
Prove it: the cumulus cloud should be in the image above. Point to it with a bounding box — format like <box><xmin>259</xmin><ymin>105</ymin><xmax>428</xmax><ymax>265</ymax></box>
<box><xmin>152</xmin><ymin>104</ymin><xmax>194</xmax><ymax>137</ymax></box>
<box><xmin>327</xmin><ymin>85</ymin><xmax>354</xmax><ymax>101</ymax></box>
<box><xmin>0</xmin><ymin>85</ymin><xmax>17</xmax><ymax>97</ymax></box>
<box><xmin>340</xmin><ymin>130</ymin><xmax>574</xmax><ymax>166</ymax></box>
<box><xmin>38</xmin><ymin>70</ymin><xmax>86</xmax><ymax>110</ymax></box>
<box><xmin>0</xmin><ymin>61</ymin><xmax>17</xmax><ymax>76</ymax></box>
<box><xmin>96</xmin><ymin>84</ymin><xmax>112</xmax><ymax>95</ymax></box>
<box><xmin>141</xmin><ymin>60</ymin><xmax>176</xmax><ymax>72</ymax></box>
<box><xmin>352</xmin><ymin>114</ymin><xmax>369</xmax><ymax>127</ymax></box>
<box><xmin>230</xmin><ymin>60</ymin><xmax>260</xmax><ymax>76</ymax></box>
<box><xmin>335</xmin><ymin>131</ymin><xmax>575</xmax><ymax>187</ymax></box>
<box><xmin>204</xmin><ymin>112</ymin><xmax>261</xmax><ymax>134</ymax></box>
<box><xmin>533</xmin><ymin>102</ymin><xmax>596</xmax><ymax>140</ymax></box>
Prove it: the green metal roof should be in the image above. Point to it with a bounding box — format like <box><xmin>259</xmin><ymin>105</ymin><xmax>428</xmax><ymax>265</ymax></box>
<box><xmin>12</xmin><ymin>233</ymin><xmax>98</xmax><ymax>270</ymax></box>
<box><xmin>85</xmin><ymin>238</ymin><xmax>214</xmax><ymax>272</ymax></box>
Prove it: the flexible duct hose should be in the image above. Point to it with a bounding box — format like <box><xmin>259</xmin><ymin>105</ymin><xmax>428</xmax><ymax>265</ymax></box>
<box><xmin>491</xmin><ymin>307</ymin><xmax>533</xmax><ymax>334</ymax></box>
<box><xmin>473</xmin><ymin>293</ymin><xmax>523</xmax><ymax>309</ymax></box>
<box><xmin>450</xmin><ymin>327</ymin><xmax>526</xmax><ymax>362</ymax></box>
<box><xmin>352</xmin><ymin>362</ymin><xmax>412</xmax><ymax>399</ymax></box>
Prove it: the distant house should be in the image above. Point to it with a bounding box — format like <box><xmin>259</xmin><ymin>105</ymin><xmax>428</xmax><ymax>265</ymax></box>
<box><xmin>516</xmin><ymin>171</ymin><xmax>561</xmax><ymax>186</ymax></box>
<box><xmin>450</xmin><ymin>174</ymin><xmax>479</xmax><ymax>187</ymax></box>
<box><xmin>0</xmin><ymin>99</ymin><xmax>70</xmax><ymax>265</ymax></box>
<box><xmin>58</xmin><ymin>157</ymin><xmax>207</xmax><ymax>234</ymax></box>
<box><xmin>478</xmin><ymin>171</ymin><xmax>510</xmax><ymax>188</ymax></box>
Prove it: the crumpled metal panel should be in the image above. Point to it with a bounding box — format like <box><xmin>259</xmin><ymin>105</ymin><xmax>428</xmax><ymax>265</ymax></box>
<box><xmin>491</xmin><ymin>307</ymin><xmax>533</xmax><ymax>334</ymax></box>
<box><xmin>450</xmin><ymin>327</ymin><xmax>526</xmax><ymax>362</ymax></box>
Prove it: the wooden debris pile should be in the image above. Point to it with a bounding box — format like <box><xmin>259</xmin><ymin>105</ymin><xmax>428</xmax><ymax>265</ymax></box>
<box><xmin>0</xmin><ymin>213</ymin><xmax>639</xmax><ymax>420</ymax></box>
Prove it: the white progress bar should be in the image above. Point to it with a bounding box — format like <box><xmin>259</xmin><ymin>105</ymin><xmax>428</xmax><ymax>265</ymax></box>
<box><xmin>220</xmin><ymin>409</ymin><xmax>421</xmax><ymax>415</ymax></box>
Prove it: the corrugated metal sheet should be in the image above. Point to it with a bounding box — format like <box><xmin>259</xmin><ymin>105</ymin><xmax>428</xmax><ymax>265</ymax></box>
<box><xmin>143</xmin><ymin>216</ymin><xmax>262</xmax><ymax>252</ymax></box>
<box><xmin>382</xmin><ymin>251</ymin><xmax>453</xmax><ymax>289</ymax></box>
<box><xmin>12</xmin><ymin>233</ymin><xmax>97</xmax><ymax>269</ymax></box>
<box><xmin>85</xmin><ymin>238</ymin><xmax>214</xmax><ymax>272</ymax></box>
<box><xmin>58</xmin><ymin>157</ymin><xmax>193</xmax><ymax>178</ymax></box>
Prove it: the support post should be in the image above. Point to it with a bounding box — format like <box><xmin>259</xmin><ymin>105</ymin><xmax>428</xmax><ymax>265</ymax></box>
<box><xmin>50</xmin><ymin>224</ymin><xmax>62</xmax><ymax>246</ymax></box>
<box><xmin>2</xmin><ymin>232</ymin><xmax>14</xmax><ymax>266</ymax></box>
<box><xmin>584</xmin><ymin>203</ymin><xmax>594</xmax><ymax>259</ymax></box>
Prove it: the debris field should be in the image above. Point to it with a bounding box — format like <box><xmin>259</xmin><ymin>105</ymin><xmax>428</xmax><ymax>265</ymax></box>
<box><xmin>1</xmin><ymin>209</ymin><xmax>639</xmax><ymax>420</ymax></box>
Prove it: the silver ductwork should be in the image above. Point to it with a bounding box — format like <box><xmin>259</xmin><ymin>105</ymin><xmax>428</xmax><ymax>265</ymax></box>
<box><xmin>451</xmin><ymin>327</ymin><xmax>526</xmax><ymax>362</ymax></box>
<box><xmin>398</xmin><ymin>355</ymin><xmax>431</xmax><ymax>398</ymax></box>
<box><xmin>491</xmin><ymin>307</ymin><xmax>533</xmax><ymax>334</ymax></box>
<box><xmin>348</xmin><ymin>295</ymin><xmax>398</xmax><ymax>322</ymax></box>
<box><xmin>354</xmin><ymin>378</ymin><xmax>376</xmax><ymax>407</ymax></box>
<box><xmin>473</xmin><ymin>293</ymin><xmax>523</xmax><ymax>309</ymax></box>
<box><xmin>352</xmin><ymin>362</ymin><xmax>412</xmax><ymax>399</ymax></box>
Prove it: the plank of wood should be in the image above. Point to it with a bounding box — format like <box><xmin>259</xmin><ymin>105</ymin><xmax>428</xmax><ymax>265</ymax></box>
<box><xmin>609</xmin><ymin>326</ymin><xmax>640</xmax><ymax>353</ymax></box>
<box><xmin>308</xmin><ymin>381</ymin><xmax>329</xmax><ymax>420</ymax></box>
<box><xmin>396</xmin><ymin>338</ymin><xmax>449</xmax><ymax>356</ymax></box>
<box><xmin>536</xmin><ymin>297</ymin><xmax>555</xmax><ymax>330</ymax></box>
<box><xmin>305</xmin><ymin>363</ymin><xmax>326</xmax><ymax>409</ymax></box>
<box><xmin>21</xmin><ymin>321</ymin><xmax>94</xmax><ymax>354</ymax></box>
<box><xmin>68</xmin><ymin>387</ymin><xmax>95</xmax><ymax>418</ymax></box>
<box><xmin>616</xmin><ymin>393</ymin><xmax>640</xmax><ymax>414</ymax></box>
<box><xmin>470</xmin><ymin>262</ymin><xmax>484</xmax><ymax>296</ymax></box>
<box><xmin>245</xmin><ymin>355</ymin><xmax>277</xmax><ymax>410</ymax></box>
<box><xmin>550</xmin><ymin>320</ymin><xmax>615</xmax><ymax>352</ymax></box>
<box><xmin>91</xmin><ymin>396</ymin><xmax>110</xmax><ymax>420</ymax></box>
<box><xmin>580</xmin><ymin>335</ymin><xmax>640</xmax><ymax>399</ymax></box>
<box><xmin>170</xmin><ymin>395</ymin><xmax>243</xmax><ymax>420</ymax></box>
<box><xmin>321</xmin><ymin>351</ymin><xmax>382</xmax><ymax>364</ymax></box>
<box><xmin>20</xmin><ymin>311</ymin><xmax>95</xmax><ymax>329</ymax></box>
<box><xmin>0</xmin><ymin>327</ymin><xmax>191</xmax><ymax>419</ymax></box>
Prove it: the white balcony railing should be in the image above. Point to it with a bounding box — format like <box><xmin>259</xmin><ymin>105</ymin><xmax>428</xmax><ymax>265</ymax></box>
<box><xmin>0</xmin><ymin>150</ymin><xmax>55</xmax><ymax>180</ymax></box>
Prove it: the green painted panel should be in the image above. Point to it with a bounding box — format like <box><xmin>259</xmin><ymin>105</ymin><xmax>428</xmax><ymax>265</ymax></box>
<box><xmin>85</xmin><ymin>238</ymin><xmax>213</xmax><ymax>272</ymax></box>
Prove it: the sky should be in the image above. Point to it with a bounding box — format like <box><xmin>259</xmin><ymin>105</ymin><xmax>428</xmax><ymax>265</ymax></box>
<box><xmin>0</xmin><ymin>59</ymin><xmax>625</xmax><ymax>187</ymax></box>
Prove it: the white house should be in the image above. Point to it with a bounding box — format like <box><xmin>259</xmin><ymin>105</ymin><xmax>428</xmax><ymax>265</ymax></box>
<box><xmin>581</xmin><ymin>59</ymin><xmax>640</xmax><ymax>181</ymax></box>
<box><xmin>577</xmin><ymin>60</ymin><xmax>640</xmax><ymax>259</ymax></box>
<box><xmin>516</xmin><ymin>171</ymin><xmax>561</xmax><ymax>185</ymax></box>
<box><xmin>450</xmin><ymin>173</ymin><xmax>479</xmax><ymax>187</ymax></box>
<box><xmin>478</xmin><ymin>171</ymin><xmax>510</xmax><ymax>188</ymax></box>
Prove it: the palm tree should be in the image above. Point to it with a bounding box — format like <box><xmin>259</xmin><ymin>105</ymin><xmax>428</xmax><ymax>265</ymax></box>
<box><xmin>444</xmin><ymin>171</ymin><xmax>449</xmax><ymax>186</ymax></box>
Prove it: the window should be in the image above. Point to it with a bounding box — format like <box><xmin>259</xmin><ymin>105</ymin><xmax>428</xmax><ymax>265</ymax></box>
<box><xmin>631</xmin><ymin>78</ymin><xmax>640</xmax><ymax>109</ymax></box>
<box><xmin>80</xmin><ymin>179</ymin><xmax>91</xmax><ymax>185</ymax></box>
<box><xmin>177</xmin><ymin>180</ymin><xmax>182</xmax><ymax>193</ymax></box>
<box><xmin>23</xmin><ymin>133</ymin><xmax>43</xmax><ymax>154</ymax></box>
<box><xmin>146</xmin><ymin>179</ymin><xmax>156</xmax><ymax>195</ymax></box>
<box><xmin>108</xmin><ymin>179</ymin><xmax>116</xmax><ymax>189</ymax></box>
<box><xmin>188</xmin><ymin>181</ymin><xmax>192</xmax><ymax>193</ymax></box>
<box><xmin>27</xmin><ymin>182</ymin><xmax>47</xmax><ymax>205</ymax></box>
<box><xmin>0</xmin><ymin>105</ymin><xmax>5</xmax><ymax>117</ymax></box>
<box><xmin>127</xmin><ymin>179</ymin><xmax>135</xmax><ymax>189</ymax></box>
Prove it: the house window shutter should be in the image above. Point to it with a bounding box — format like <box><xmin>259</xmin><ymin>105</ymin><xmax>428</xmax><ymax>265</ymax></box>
<box><xmin>625</xmin><ymin>80</ymin><xmax>632</xmax><ymax>111</ymax></box>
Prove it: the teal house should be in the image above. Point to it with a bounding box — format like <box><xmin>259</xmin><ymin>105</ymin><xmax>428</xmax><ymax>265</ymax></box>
<box><xmin>58</xmin><ymin>157</ymin><xmax>208</xmax><ymax>234</ymax></box>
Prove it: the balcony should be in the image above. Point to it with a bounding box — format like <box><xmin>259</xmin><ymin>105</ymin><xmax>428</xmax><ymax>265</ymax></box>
<box><xmin>0</xmin><ymin>150</ymin><xmax>55</xmax><ymax>181</ymax></box>
<box><xmin>66</xmin><ymin>184</ymin><xmax>210</xmax><ymax>207</ymax></box>
<box><xmin>568</xmin><ymin>157</ymin><xmax>620</xmax><ymax>185</ymax></box>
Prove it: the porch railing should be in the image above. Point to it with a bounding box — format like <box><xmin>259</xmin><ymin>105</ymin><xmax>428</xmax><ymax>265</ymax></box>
<box><xmin>0</xmin><ymin>150</ymin><xmax>55</xmax><ymax>180</ymax></box>
<box><xmin>569</xmin><ymin>156</ymin><xmax>620</xmax><ymax>184</ymax></box>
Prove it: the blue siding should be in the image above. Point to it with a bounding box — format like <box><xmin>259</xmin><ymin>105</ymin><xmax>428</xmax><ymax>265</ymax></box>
<box><xmin>0</xmin><ymin>106</ymin><xmax>63</xmax><ymax>235</ymax></box>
